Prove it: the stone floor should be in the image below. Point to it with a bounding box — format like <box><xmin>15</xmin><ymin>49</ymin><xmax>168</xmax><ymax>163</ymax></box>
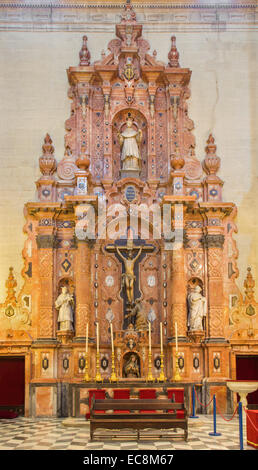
<box><xmin>0</xmin><ymin>414</ymin><xmax>255</xmax><ymax>451</ymax></box>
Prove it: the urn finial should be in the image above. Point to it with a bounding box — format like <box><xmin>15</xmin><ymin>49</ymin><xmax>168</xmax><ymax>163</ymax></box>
<box><xmin>39</xmin><ymin>134</ymin><xmax>57</xmax><ymax>177</ymax></box>
<box><xmin>79</xmin><ymin>35</ymin><xmax>91</xmax><ymax>66</ymax></box>
<box><xmin>203</xmin><ymin>134</ymin><xmax>220</xmax><ymax>176</ymax></box>
<box><xmin>168</xmin><ymin>36</ymin><xmax>180</xmax><ymax>68</ymax></box>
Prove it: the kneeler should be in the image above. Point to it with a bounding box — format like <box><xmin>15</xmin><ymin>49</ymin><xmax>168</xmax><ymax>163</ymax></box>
<box><xmin>113</xmin><ymin>389</ymin><xmax>130</xmax><ymax>414</ymax></box>
<box><xmin>139</xmin><ymin>389</ymin><xmax>156</xmax><ymax>413</ymax></box>
<box><xmin>167</xmin><ymin>388</ymin><xmax>185</xmax><ymax>419</ymax></box>
<box><xmin>86</xmin><ymin>389</ymin><xmax>106</xmax><ymax>420</ymax></box>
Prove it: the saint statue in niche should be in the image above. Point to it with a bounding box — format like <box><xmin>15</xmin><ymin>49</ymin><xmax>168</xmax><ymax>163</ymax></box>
<box><xmin>55</xmin><ymin>286</ymin><xmax>74</xmax><ymax>331</ymax></box>
<box><xmin>123</xmin><ymin>353</ymin><xmax>140</xmax><ymax>378</ymax></box>
<box><xmin>118</xmin><ymin>117</ymin><xmax>142</xmax><ymax>171</ymax></box>
<box><xmin>187</xmin><ymin>285</ymin><xmax>207</xmax><ymax>331</ymax></box>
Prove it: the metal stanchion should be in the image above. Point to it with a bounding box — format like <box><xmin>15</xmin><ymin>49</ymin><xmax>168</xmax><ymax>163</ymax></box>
<box><xmin>190</xmin><ymin>385</ymin><xmax>199</xmax><ymax>419</ymax></box>
<box><xmin>239</xmin><ymin>401</ymin><xmax>244</xmax><ymax>450</ymax></box>
<box><xmin>209</xmin><ymin>395</ymin><xmax>221</xmax><ymax>436</ymax></box>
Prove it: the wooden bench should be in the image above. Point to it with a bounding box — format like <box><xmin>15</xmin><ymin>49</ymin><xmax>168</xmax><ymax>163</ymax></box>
<box><xmin>90</xmin><ymin>398</ymin><xmax>188</xmax><ymax>441</ymax></box>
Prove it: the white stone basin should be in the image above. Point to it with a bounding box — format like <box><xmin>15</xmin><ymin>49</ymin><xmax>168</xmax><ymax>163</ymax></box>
<box><xmin>226</xmin><ymin>380</ymin><xmax>258</xmax><ymax>408</ymax></box>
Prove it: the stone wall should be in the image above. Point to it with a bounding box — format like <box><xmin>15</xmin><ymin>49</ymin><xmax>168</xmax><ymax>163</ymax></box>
<box><xmin>0</xmin><ymin>2</ymin><xmax>257</xmax><ymax>300</ymax></box>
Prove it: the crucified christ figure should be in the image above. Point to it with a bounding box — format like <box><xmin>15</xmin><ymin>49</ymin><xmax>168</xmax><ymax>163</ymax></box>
<box><xmin>115</xmin><ymin>245</ymin><xmax>142</xmax><ymax>305</ymax></box>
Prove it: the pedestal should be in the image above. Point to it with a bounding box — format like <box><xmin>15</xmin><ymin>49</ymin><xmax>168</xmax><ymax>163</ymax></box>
<box><xmin>57</xmin><ymin>330</ymin><xmax>74</xmax><ymax>345</ymax></box>
<box><xmin>120</xmin><ymin>169</ymin><xmax>140</xmax><ymax>179</ymax></box>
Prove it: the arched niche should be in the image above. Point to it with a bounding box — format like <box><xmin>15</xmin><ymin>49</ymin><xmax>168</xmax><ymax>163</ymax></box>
<box><xmin>187</xmin><ymin>277</ymin><xmax>203</xmax><ymax>293</ymax></box>
<box><xmin>57</xmin><ymin>277</ymin><xmax>75</xmax><ymax>296</ymax></box>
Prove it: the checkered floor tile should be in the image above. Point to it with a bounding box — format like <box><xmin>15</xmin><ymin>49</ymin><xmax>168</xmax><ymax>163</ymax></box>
<box><xmin>0</xmin><ymin>415</ymin><xmax>255</xmax><ymax>451</ymax></box>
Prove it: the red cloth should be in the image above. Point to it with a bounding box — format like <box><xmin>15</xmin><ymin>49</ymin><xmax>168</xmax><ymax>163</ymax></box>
<box><xmin>246</xmin><ymin>409</ymin><xmax>258</xmax><ymax>449</ymax></box>
<box><xmin>0</xmin><ymin>411</ymin><xmax>18</xmax><ymax>419</ymax></box>
<box><xmin>0</xmin><ymin>358</ymin><xmax>25</xmax><ymax>407</ymax></box>
<box><xmin>167</xmin><ymin>388</ymin><xmax>185</xmax><ymax>419</ymax></box>
<box><xmin>86</xmin><ymin>389</ymin><xmax>106</xmax><ymax>420</ymax></box>
<box><xmin>236</xmin><ymin>357</ymin><xmax>258</xmax><ymax>405</ymax></box>
<box><xmin>113</xmin><ymin>389</ymin><xmax>130</xmax><ymax>414</ymax></box>
<box><xmin>139</xmin><ymin>389</ymin><xmax>156</xmax><ymax>413</ymax></box>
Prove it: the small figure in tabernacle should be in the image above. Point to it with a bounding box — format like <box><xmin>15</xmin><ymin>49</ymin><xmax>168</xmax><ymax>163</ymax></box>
<box><xmin>123</xmin><ymin>353</ymin><xmax>140</xmax><ymax>378</ymax></box>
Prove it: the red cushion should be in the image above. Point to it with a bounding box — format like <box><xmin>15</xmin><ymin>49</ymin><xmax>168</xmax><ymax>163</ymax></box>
<box><xmin>114</xmin><ymin>389</ymin><xmax>130</xmax><ymax>413</ymax></box>
<box><xmin>0</xmin><ymin>410</ymin><xmax>18</xmax><ymax>419</ymax></box>
<box><xmin>167</xmin><ymin>388</ymin><xmax>184</xmax><ymax>402</ymax></box>
<box><xmin>86</xmin><ymin>389</ymin><xmax>106</xmax><ymax>420</ymax></box>
<box><xmin>139</xmin><ymin>389</ymin><xmax>156</xmax><ymax>413</ymax></box>
<box><xmin>113</xmin><ymin>389</ymin><xmax>130</xmax><ymax>399</ymax></box>
<box><xmin>168</xmin><ymin>409</ymin><xmax>185</xmax><ymax>418</ymax></box>
<box><xmin>167</xmin><ymin>388</ymin><xmax>184</xmax><ymax>418</ymax></box>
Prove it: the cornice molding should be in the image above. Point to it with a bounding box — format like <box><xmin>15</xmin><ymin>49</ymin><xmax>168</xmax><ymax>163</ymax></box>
<box><xmin>0</xmin><ymin>3</ymin><xmax>256</xmax><ymax>9</ymax></box>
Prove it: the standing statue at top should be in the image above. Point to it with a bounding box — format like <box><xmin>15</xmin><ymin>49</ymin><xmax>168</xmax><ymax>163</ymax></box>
<box><xmin>118</xmin><ymin>117</ymin><xmax>142</xmax><ymax>172</ymax></box>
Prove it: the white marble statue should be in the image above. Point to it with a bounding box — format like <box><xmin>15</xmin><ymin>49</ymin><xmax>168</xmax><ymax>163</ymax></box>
<box><xmin>187</xmin><ymin>285</ymin><xmax>207</xmax><ymax>331</ymax></box>
<box><xmin>118</xmin><ymin>118</ymin><xmax>142</xmax><ymax>171</ymax></box>
<box><xmin>55</xmin><ymin>286</ymin><xmax>74</xmax><ymax>331</ymax></box>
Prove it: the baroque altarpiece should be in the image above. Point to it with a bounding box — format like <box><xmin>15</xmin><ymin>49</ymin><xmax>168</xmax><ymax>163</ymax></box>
<box><xmin>1</xmin><ymin>3</ymin><xmax>257</xmax><ymax>417</ymax></box>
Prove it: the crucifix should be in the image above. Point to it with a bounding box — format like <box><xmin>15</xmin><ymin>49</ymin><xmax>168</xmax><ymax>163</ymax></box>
<box><xmin>105</xmin><ymin>238</ymin><xmax>154</xmax><ymax>308</ymax></box>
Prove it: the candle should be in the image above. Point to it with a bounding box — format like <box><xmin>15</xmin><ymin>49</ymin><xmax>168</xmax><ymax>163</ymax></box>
<box><xmin>149</xmin><ymin>321</ymin><xmax>151</xmax><ymax>352</ymax></box>
<box><xmin>96</xmin><ymin>322</ymin><xmax>99</xmax><ymax>354</ymax></box>
<box><xmin>110</xmin><ymin>322</ymin><xmax>114</xmax><ymax>354</ymax></box>
<box><xmin>160</xmin><ymin>322</ymin><xmax>163</xmax><ymax>354</ymax></box>
<box><xmin>86</xmin><ymin>322</ymin><xmax>88</xmax><ymax>354</ymax></box>
<box><xmin>175</xmin><ymin>322</ymin><xmax>178</xmax><ymax>352</ymax></box>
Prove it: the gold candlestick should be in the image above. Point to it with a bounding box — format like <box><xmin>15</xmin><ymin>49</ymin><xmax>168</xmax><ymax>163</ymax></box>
<box><xmin>146</xmin><ymin>321</ymin><xmax>154</xmax><ymax>382</ymax></box>
<box><xmin>157</xmin><ymin>352</ymin><xmax>167</xmax><ymax>382</ymax></box>
<box><xmin>84</xmin><ymin>322</ymin><xmax>91</xmax><ymax>382</ymax></box>
<box><xmin>146</xmin><ymin>348</ymin><xmax>154</xmax><ymax>382</ymax></box>
<box><xmin>109</xmin><ymin>351</ymin><xmax>118</xmax><ymax>383</ymax></box>
<box><xmin>173</xmin><ymin>350</ymin><xmax>181</xmax><ymax>382</ymax></box>
<box><xmin>95</xmin><ymin>351</ymin><xmax>103</xmax><ymax>383</ymax></box>
<box><xmin>84</xmin><ymin>352</ymin><xmax>91</xmax><ymax>382</ymax></box>
<box><xmin>109</xmin><ymin>322</ymin><xmax>118</xmax><ymax>382</ymax></box>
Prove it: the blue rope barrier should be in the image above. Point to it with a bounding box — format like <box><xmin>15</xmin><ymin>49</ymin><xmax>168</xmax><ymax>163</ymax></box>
<box><xmin>209</xmin><ymin>394</ymin><xmax>222</xmax><ymax>436</ymax></box>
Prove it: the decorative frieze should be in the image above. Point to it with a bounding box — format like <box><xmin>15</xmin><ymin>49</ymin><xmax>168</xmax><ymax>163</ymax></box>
<box><xmin>36</xmin><ymin>234</ymin><xmax>57</xmax><ymax>249</ymax></box>
<box><xmin>201</xmin><ymin>234</ymin><xmax>225</xmax><ymax>249</ymax></box>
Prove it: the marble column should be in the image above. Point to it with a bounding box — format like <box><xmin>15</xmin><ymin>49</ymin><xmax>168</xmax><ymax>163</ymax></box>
<box><xmin>171</xmin><ymin>245</ymin><xmax>187</xmax><ymax>341</ymax></box>
<box><xmin>36</xmin><ymin>224</ymin><xmax>56</xmax><ymax>339</ymax></box>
